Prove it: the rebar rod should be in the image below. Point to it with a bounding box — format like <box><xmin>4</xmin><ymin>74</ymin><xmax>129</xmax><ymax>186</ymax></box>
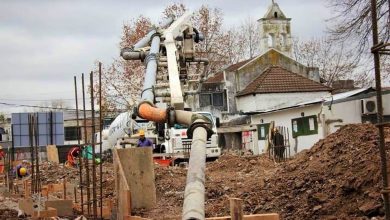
<box><xmin>74</xmin><ymin>76</ymin><xmax>84</xmax><ymax>214</ymax></box>
<box><xmin>98</xmin><ymin>62</ymin><xmax>103</xmax><ymax>218</ymax></box>
<box><xmin>35</xmin><ymin>113</ymin><xmax>41</xmax><ymax>193</ymax></box>
<box><xmin>82</xmin><ymin>73</ymin><xmax>91</xmax><ymax>215</ymax></box>
<box><xmin>90</xmin><ymin>71</ymin><xmax>98</xmax><ymax>218</ymax></box>
<box><xmin>29</xmin><ymin>115</ymin><xmax>35</xmax><ymax>193</ymax></box>
<box><xmin>370</xmin><ymin>0</ymin><xmax>390</xmax><ymax>219</ymax></box>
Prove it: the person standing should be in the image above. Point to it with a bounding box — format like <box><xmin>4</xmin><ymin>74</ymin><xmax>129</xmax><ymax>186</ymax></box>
<box><xmin>272</xmin><ymin>128</ymin><xmax>285</xmax><ymax>161</ymax></box>
<box><xmin>137</xmin><ymin>130</ymin><xmax>153</xmax><ymax>147</ymax></box>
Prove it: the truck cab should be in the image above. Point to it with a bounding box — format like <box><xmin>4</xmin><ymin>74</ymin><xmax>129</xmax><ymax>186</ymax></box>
<box><xmin>163</xmin><ymin>112</ymin><xmax>221</xmax><ymax>159</ymax></box>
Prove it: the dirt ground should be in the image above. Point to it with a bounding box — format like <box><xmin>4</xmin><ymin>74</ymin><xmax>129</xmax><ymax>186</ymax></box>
<box><xmin>1</xmin><ymin>123</ymin><xmax>389</xmax><ymax>219</ymax></box>
<box><xmin>135</xmin><ymin>124</ymin><xmax>390</xmax><ymax>219</ymax></box>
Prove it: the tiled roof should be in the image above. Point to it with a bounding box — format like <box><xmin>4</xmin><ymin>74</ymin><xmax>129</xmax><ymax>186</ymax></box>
<box><xmin>225</xmin><ymin>58</ymin><xmax>255</xmax><ymax>72</ymax></box>
<box><xmin>237</xmin><ymin>66</ymin><xmax>331</xmax><ymax>96</ymax></box>
<box><xmin>204</xmin><ymin>72</ymin><xmax>224</xmax><ymax>83</ymax></box>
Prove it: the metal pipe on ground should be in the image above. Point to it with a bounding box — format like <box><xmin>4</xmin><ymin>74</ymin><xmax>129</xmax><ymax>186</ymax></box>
<box><xmin>182</xmin><ymin>123</ymin><xmax>207</xmax><ymax>220</ymax></box>
<box><xmin>137</xmin><ymin>102</ymin><xmax>209</xmax><ymax>220</ymax></box>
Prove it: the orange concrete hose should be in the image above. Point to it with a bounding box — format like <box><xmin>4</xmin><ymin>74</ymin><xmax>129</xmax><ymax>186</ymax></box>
<box><xmin>138</xmin><ymin>102</ymin><xmax>167</xmax><ymax>123</ymax></box>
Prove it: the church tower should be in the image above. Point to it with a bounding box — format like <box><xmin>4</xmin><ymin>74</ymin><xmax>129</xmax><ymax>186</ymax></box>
<box><xmin>258</xmin><ymin>1</ymin><xmax>292</xmax><ymax>56</ymax></box>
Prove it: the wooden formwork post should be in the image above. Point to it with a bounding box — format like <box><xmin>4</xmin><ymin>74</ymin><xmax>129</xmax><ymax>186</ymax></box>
<box><xmin>124</xmin><ymin>190</ymin><xmax>131</xmax><ymax>216</ymax></box>
<box><xmin>230</xmin><ymin>198</ymin><xmax>243</xmax><ymax>220</ymax></box>
<box><xmin>63</xmin><ymin>178</ymin><xmax>67</xmax><ymax>200</ymax></box>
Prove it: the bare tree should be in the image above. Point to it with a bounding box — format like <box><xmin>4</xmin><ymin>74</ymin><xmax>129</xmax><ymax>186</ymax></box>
<box><xmin>326</xmin><ymin>0</ymin><xmax>390</xmax><ymax>85</ymax></box>
<box><xmin>293</xmin><ymin>37</ymin><xmax>368</xmax><ymax>86</ymax></box>
<box><xmin>192</xmin><ymin>5</ymin><xmax>230</xmax><ymax>77</ymax></box>
<box><xmin>239</xmin><ymin>16</ymin><xmax>260</xmax><ymax>59</ymax></box>
<box><xmin>327</xmin><ymin>0</ymin><xmax>389</xmax><ymax>56</ymax></box>
<box><xmin>220</xmin><ymin>28</ymin><xmax>246</xmax><ymax>64</ymax></box>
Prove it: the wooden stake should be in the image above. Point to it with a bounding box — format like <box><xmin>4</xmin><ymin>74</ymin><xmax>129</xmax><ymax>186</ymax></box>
<box><xmin>230</xmin><ymin>198</ymin><xmax>243</xmax><ymax>220</ymax></box>
<box><xmin>63</xmin><ymin>178</ymin><xmax>67</xmax><ymax>199</ymax></box>
<box><xmin>74</xmin><ymin>186</ymin><xmax>77</xmax><ymax>203</ymax></box>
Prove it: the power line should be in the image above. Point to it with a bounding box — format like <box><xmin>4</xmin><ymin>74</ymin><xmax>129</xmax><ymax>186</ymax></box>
<box><xmin>0</xmin><ymin>102</ymin><xmax>126</xmax><ymax>113</ymax></box>
<box><xmin>0</xmin><ymin>98</ymin><xmax>79</xmax><ymax>102</ymax></box>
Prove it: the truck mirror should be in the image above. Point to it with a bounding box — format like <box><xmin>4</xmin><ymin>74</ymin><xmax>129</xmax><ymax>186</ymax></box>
<box><xmin>216</xmin><ymin>117</ymin><xmax>220</xmax><ymax>128</ymax></box>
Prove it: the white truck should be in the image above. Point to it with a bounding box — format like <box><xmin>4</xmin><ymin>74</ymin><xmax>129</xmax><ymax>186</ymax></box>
<box><xmin>161</xmin><ymin>112</ymin><xmax>221</xmax><ymax>159</ymax></box>
<box><xmin>97</xmin><ymin>111</ymin><xmax>221</xmax><ymax>160</ymax></box>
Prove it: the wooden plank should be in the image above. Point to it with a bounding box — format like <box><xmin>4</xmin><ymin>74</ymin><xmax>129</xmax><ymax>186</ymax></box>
<box><xmin>49</xmin><ymin>183</ymin><xmax>63</xmax><ymax>192</ymax></box>
<box><xmin>206</xmin><ymin>214</ymin><xmax>280</xmax><ymax>220</ymax></box>
<box><xmin>23</xmin><ymin>179</ymin><xmax>31</xmax><ymax>198</ymax></box>
<box><xmin>116</xmin><ymin>148</ymin><xmax>156</xmax><ymax>210</ymax></box>
<box><xmin>230</xmin><ymin>198</ymin><xmax>243</xmax><ymax>220</ymax></box>
<box><xmin>18</xmin><ymin>198</ymin><xmax>34</xmax><ymax>215</ymax></box>
<box><xmin>33</xmin><ymin>207</ymin><xmax>57</xmax><ymax>218</ymax></box>
<box><xmin>45</xmin><ymin>199</ymin><xmax>73</xmax><ymax>216</ymax></box>
<box><xmin>46</xmin><ymin>145</ymin><xmax>59</xmax><ymax>163</ymax></box>
<box><xmin>114</xmin><ymin>149</ymin><xmax>130</xmax><ymax>219</ymax></box>
<box><xmin>97</xmin><ymin>205</ymin><xmax>112</xmax><ymax>218</ymax></box>
<box><xmin>63</xmin><ymin>178</ymin><xmax>67</xmax><ymax>199</ymax></box>
<box><xmin>243</xmin><ymin>214</ymin><xmax>279</xmax><ymax>220</ymax></box>
<box><xmin>124</xmin><ymin>216</ymin><xmax>151</xmax><ymax>220</ymax></box>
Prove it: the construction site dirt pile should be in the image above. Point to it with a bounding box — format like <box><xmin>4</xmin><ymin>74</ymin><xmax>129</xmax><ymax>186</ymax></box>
<box><xmin>0</xmin><ymin>209</ymin><xmax>19</xmax><ymax>219</ymax></box>
<box><xmin>248</xmin><ymin>123</ymin><xmax>390</xmax><ymax>220</ymax></box>
<box><xmin>136</xmin><ymin>124</ymin><xmax>390</xmax><ymax>220</ymax></box>
<box><xmin>39</xmin><ymin>162</ymin><xmax>116</xmax><ymax>200</ymax></box>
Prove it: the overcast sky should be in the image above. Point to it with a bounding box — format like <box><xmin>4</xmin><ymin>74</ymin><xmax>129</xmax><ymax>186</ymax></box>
<box><xmin>0</xmin><ymin>0</ymin><xmax>332</xmax><ymax>113</ymax></box>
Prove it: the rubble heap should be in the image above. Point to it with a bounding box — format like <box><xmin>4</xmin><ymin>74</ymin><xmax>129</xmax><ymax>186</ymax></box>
<box><xmin>139</xmin><ymin>124</ymin><xmax>390</xmax><ymax>219</ymax></box>
<box><xmin>248</xmin><ymin>123</ymin><xmax>390</xmax><ymax>219</ymax></box>
<box><xmin>0</xmin><ymin>209</ymin><xmax>19</xmax><ymax>219</ymax></box>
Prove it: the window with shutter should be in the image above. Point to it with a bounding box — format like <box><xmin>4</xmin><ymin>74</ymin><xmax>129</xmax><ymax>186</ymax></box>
<box><xmin>257</xmin><ymin>123</ymin><xmax>270</xmax><ymax>140</ymax></box>
<box><xmin>291</xmin><ymin>115</ymin><xmax>318</xmax><ymax>138</ymax></box>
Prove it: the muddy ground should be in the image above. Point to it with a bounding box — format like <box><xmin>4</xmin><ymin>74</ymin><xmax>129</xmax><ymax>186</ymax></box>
<box><xmin>137</xmin><ymin>124</ymin><xmax>390</xmax><ymax>219</ymax></box>
<box><xmin>1</xmin><ymin>124</ymin><xmax>389</xmax><ymax>220</ymax></box>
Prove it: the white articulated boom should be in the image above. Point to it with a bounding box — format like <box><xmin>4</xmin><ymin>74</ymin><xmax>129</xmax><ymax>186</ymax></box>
<box><xmin>119</xmin><ymin>12</ymin><xmax>217</xmax><ymax>220</ymax></box>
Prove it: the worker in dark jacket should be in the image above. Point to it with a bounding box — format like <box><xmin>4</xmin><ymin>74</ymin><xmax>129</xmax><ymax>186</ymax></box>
<box><xmin>137</xmin><ymin>130</ymin><xmax>153</xmax><ymax>147</ymax></box>
<box><xmin>14</xmin><ymin>160</ymin><xmax>29</xmax><ymax>178</ymax></box>
<box><xmin>272</xmin><ymin>128</ymin><xmax>285</xmax><ymax>160</ymax></box>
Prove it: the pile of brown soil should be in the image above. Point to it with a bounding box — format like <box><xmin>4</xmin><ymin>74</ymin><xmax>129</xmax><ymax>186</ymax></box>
<box><xmin>137</xmin><ymin>124</ymin><xmax>390</xmax><ymax>220</ymax></box>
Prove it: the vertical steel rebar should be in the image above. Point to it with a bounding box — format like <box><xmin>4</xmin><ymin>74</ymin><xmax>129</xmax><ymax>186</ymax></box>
<box><xmin>98</xmin><ymin>62</ymin><xmax>103</xmax><ymax>218</ymax></box>
<box><xmin>90</xmin><ymin>71</ymin><xmax>98</xmax><ymax>218</ymax></box>
<box><xmin>370</xmin><ymin>0</ymin><xmax>390</xmax><ymax>218</ymax></box>
<box><xmin>29</xmin><ymin>115</ymin><xmax>35</xmax><ymax>193</ymax></box>
<box><xmin>35</xmin><ymin>113</ymin><xmax>40</xmax><ymax>193</ymax></box>
<box><xmin>74</xmin><ymin>76</ymin><xmax>84</xmax><ymax>214</ymax></box>
<box><xmin>8</xmin><ymin>124</ymin><xmax>15</xmax><ymax>191</ymax></box>
<box><xmin>82</xmin><ymin>73</ymin><xmax>91</xmax><ymax>215</ymax></box>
